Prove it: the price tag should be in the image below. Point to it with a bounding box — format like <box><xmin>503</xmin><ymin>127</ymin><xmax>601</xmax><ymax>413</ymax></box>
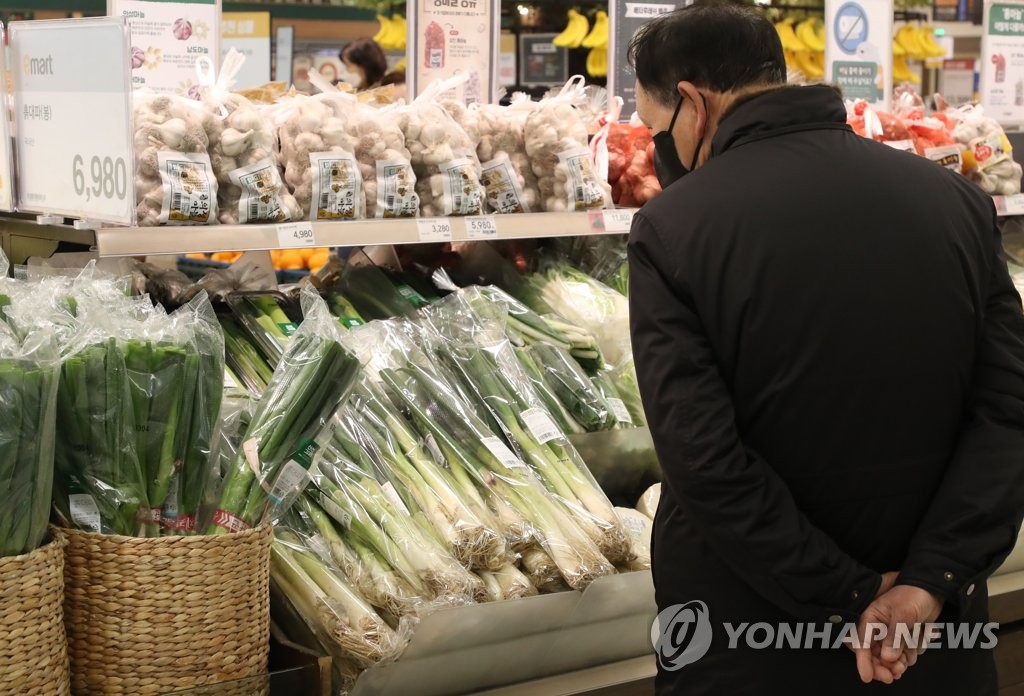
<box><xmin>603</xmin><ymin>209</ymin><xmax>635</xmax><ymax>233</ymax></box>
<box><xmin>996</xmin><ymin>193</ymin><xmax>1024</xmax><ymax>217</ymax></box>
<box><xmin>417</xmin><ymin>217</ymin><xmax>453</xmax><ymax>243</ymax></box>
<box><xmin>268</xmin><ymin>460</ymin><xmax>312</xmax><ymax>504</ymax></box>
<box><xmin>521</xmin><ymin>407</ymin><xmax>561</xmax><ymax>444</ymax></box>
<box><xmin>465</xmin><ymin>215</ymin><xmax>498</xmax><ymax>240</ymax></box>
<box><xmin>277</xmin><ymin>221</ymin><xmax>316</xmax><ymax>248</ymax></box>
<box><xmin>9</xmin><ymin>18</ymin><xmax>135</xmax><ymax>224</ymax></box>
<box><xmin>481</xmin><ymin>436</ymin><xmax>528</xmax><ymax>471</ymax></box>
<box><xmin>69</xmin><ymin>493</ymin><xmax>102</xmax><ymax>533</ymax></box>
<box><xmin>606</xmin><ymin>397</ymin><xmax>633</xmax><ymax>425</ymax></box>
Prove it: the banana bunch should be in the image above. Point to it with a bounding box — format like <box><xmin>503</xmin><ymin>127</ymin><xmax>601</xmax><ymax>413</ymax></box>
<box><xmin>894</xmin><ymin>24</ymin><xmax>944</xmax><ymax>60</ymax></box>
<box><xmin>893</xmin><ymin>56</ymin><xmax>921</xmax><ymax>84</ymax></box>
<box><xmin>777</xmin><ymin>18</ymin><xmax>824</xmax><ymax>81</ymax></box>
<box><xmin>553</xmin><ymin>9</ymin><xmax>589</xmax><ymax>49</ymax></box>
<box><xmin>584</xmin><ymin>10</ymin><xmax>608</xmax><ymax>78</ymax></box>
<box><xmin>373</xmin><ymin>13</ymin><xmax>406</xmax><ymax>51</ymax></box>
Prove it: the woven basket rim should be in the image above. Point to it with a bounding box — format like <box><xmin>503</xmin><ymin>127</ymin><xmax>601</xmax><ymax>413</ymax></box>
<box><xmin>0</xmin><ymin>534</ymin><xmax>67</xmax><ymax>566</ymax></box>
<box><xmin>52</xmin><ymin>521</ymin><xmax>271</xmax><ymax>546</ymax></box>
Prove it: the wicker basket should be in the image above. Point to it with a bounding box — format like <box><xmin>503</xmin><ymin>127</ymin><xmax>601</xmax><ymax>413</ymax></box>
<box><xmin>0</xmin><ymin>536</ymin><xmax>71</xmax><ymax>695</ymax></box>
<box><xmin>57</xmin><ymin>524</ymin><xmax>272</xmax><ymax>696</ymax></box>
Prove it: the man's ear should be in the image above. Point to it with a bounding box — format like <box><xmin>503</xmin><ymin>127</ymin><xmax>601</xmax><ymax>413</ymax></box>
<box><xmin>676</xmin><ymin>81</ymin><xmax>706</xmax><ymax>135</ymax></box>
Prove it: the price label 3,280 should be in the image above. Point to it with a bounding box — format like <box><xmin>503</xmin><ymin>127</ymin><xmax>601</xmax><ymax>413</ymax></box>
<box><xmin>417</xmin><ymin>218</ymin><xmax>453</xmax><ymax>243</ymax></box>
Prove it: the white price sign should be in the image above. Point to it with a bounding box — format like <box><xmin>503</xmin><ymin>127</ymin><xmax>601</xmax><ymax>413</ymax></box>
<box><xmin>603</xmin><ymin>209</ymin><xmax>635</xmax><ymax>233</ymax></box>
<box><xmin>465</xmin><ymin>216</ymin><xmax>498</xmax><ymax>240</ymax></box>
<box><xmin>277</xmin><ymin>221</ymin><xmax>316</xmax><ymax>248</ymax></box>
<box><xmin>0</xmin><ymin>23</ymin><xmax>13</xmax><ymax>212</ymax></box>
<box><xmin>10</xmin><ymin>18</ymin><xmax>135</xmax><ymax>224</ymax></box>
<box><xmin>417</xmin><ymin>218</ymin><xmax>453</xmax><ymax>243</ymax></box>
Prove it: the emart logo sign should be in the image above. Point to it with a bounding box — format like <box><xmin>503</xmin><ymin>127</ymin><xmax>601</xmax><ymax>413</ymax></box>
<box><xmin>651</xmin><ymin>601</ymin><xmax>1000</xmax><ymax>671</ymax></box>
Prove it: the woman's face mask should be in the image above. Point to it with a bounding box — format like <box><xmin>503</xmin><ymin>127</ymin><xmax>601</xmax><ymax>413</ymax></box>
<box><xmin>652</xmin><ymin>92</ymin><xmax>706</xmax><ymax>189</ymax></box>
<box><xmin>337</xmin><ymin>64</ymin><xmax>362</xmax><ymax>88</ymax></box>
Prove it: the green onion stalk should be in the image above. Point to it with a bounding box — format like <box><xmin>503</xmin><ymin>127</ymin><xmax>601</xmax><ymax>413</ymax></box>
<box><xmin>221</xmin><ymin>314</ymin><xmax>274</xmax><ymax>394</ymax></box>
<box><xmin>434</xmin><ymin>339</ymin><xmax>632</xmax><ymax>565</ymax></box>
<box><xmin>512</xmin><ymin>346</ymin><xmax>584</xmax><ymax>435</ymax></box>
<box><xmin>380</xmin><ymin>361</ymin><xmax>615</xmax><ymax>590</ymax></box>
<box><xmin>610</xmin><ymin>356</ymin><xmax>647</xmax><ymax>427</ymax></box>
<box><xmin>0</xmin><ymin>344</ymin><xmax>60</xmax><ymax>556</ymax></box>
<box><xmin>54</xmin><ymin>338</ymin><xmax>150</xmax><ymax>536</ymax></box>
<box><xmin>338</xmin><ymin>380</ymin><xmax>509</xmax><ymax>571</ymax></box>
<box><xmin>519</xmin><ymin>545</ymin><xmax>569</xmax><ymax>594</ymax></box>
<box><xmin>527</xmin><ymin>343</ymin><xmax>617</xmax><ymax>432</ymax></box>
<box><xmin>271</xmin><ymin>530</ymin><xmax>399</xmax><ymax>669</ymax></box>
<box><xmin>206</xmin><ymin>324</ymin><xmax>361</xmax><ymax>534</ymax></box>
<box><xmin>228</xmin><ymin>293</ymin><xmax>295</xmax><ymax>367</ymax></box>
<box><xmin>309</xmin><ymin>444</ymin><xmax>482</xmax><ymax>603</ymax></box>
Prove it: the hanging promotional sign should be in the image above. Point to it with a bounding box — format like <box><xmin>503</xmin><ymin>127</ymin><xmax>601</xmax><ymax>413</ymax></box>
<box><xmin>407</xmin><ymin>0</ymin><xmax>500</xmax><ymax>103</ymax></box>
<box><xmin>519</xmin><ymin>34</ymin><xmax>568</xmax><ymax>87</ymax></box>
<box><xmin>0</xmin><ymin>23</ymin><xmax>14</xmax><ymax>212</ymax></box>
<box><xmin>9</xmin><ymin>17</ymin><xmax>135</xmax><ymax>224</ymax></box>
<box><xmin>222</xmin><ymin>12</ymin><xmax>270</xmax><ymax>88</ymax></box>
<box><xmin>981</xmin><ymin>0</ymin><xmax>1024</xmax><ymax>125</ymax></box>
<box><xmin>824</xmin><ymin>0</ymin><xmax>893</xmax><ymax>109</ymax></box>
<box><xmin>109</xmin><ymin>0</ymin><xmax>220</xmax><ymax>96</ymax></box>
<box><xmin>608</xmin><ymin>1</ymin><xmax>684</xmax><ymax>120</ymax></box>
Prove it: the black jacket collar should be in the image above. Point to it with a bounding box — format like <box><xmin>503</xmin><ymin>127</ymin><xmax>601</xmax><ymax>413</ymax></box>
<box><xmin>711</xmin><ymin>85</ymin><xmax>851</xmax><ymax>156</ymax></box>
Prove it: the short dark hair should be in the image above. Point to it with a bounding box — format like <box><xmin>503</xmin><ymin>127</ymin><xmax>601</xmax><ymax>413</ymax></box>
<box><xmin>340</xmin><ymin>38</ymin><xmax>388</xmax><ymax>87</ymax></box>
<box><xmin>627</xmin><ymin>0</ymin><xmax>786</xmax><ymax>106</ymax></box>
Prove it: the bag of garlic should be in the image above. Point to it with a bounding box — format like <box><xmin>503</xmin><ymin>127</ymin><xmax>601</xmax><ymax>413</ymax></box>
<box><xmin>949</xmin><ymin>104</ymin><xmax>1023</xmax><ymax>196</ymax></box>
<box><xmin>472</xmin><ymin>94</ymin><xmax>541</xmax><ymax>214</ymax></box>
<box><xmin>524</xmin><ymin>76</ymin><xmax>612</xmax><ymax>213</ymax></box>
<box><xmin>133</xmin><ymin>90</ymin><xmax>219</xmax><ymax>226</ymax></box>
<box><xmin>197</xmin><ymin>51</ymin><xmax>303</xmax><ymax>225</ymax></box>
<box><xmin>396</xmin><ymin>75</ymin><xmax>486</xmax><ymax>218</ymax></box>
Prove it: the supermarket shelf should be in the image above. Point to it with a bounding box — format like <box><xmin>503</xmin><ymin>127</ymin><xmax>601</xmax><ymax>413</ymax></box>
<box><xmin>89</xmin><ymin>210</ymin><xmax>634</xmax><ymax>257</ymax></box>
<box><xmin>473</xmin><ymin>655</ymin><xmax>656</xmax><ymax>696</ymax></box>
<box><xmin>995</xmin><ymin>195</ymin><xmax>1024</xmax><ymax>217</ymax></box>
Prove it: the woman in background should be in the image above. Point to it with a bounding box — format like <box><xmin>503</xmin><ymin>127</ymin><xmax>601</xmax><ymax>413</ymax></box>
<box><xmin>339</xmin><ymin>38</ymin><xmax>388</xmax><ymax>90</ymax></box>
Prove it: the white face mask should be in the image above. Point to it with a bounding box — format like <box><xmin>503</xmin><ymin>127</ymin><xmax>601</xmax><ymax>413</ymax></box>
<box><xmin>336</xmin><ymin>65</ymin><xmax>362</xmax><ymax>87</ymax></box>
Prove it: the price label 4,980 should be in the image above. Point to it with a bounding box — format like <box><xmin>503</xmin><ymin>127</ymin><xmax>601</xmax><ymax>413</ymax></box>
<box><xmin>277</xmin><ymin>221</ymin><xmax>316</xmax><ymax>248</ymax></box>
<box><xmin>9</xmin><ymin>18</ymin><xmax>135</xmax><ymax>224</ymax></box>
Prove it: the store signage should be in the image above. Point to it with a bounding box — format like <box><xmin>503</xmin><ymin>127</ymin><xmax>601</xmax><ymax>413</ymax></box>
<box><xmin>981</xmin><ymin>0</ymin><xmax>1024</xmax><ymax>125</ymax></box>
<box><xmin>108</xmin><ymin>0</ymin><xmax>220</xmax><ymax>96</ymax></box>
<box><xmin>274</xmin><ymin>26</ymin><xmax>294</xmax><ymax>83</ymax></box>
<box><xmin>825</xmin><ymin>0</ymin><xmax>893</xmax><ymax>109</ymax></box>
<box><xmin>222</xmin><ymin>12</ymin><xmax>270</xmax><ymax>88</ymax></box>
<box><xmin>0</xmin><ymin>23</ymin><xmax>14</xmax><ymax>212</ymax></box>
<box><xmin>407</xmin><ymin>0</ymin><xmax>500</xmax><ymax>103</ymax></box>
<box><xmin>942</xmin><ymin>58</ymin><xmax>976</xmax><ymax>105</ymax></box>
<box><xmin>9</xmin><ymin>17</ymin><xmax>135</xmax><ymax>224</ymax></box>
<box><xmin>498</xmin><ymin>32</ymin><xmax>516</xmax><ymax>87</ymax></box>
<box><xmin>519</xmin><ymin>34</ymin><xmax>568</xmax><ymax>87</ymax></box>
<box><xmin>608</xmin><ymin>0</ymin><xmax>684</xmax><ymax>120</ymax></box>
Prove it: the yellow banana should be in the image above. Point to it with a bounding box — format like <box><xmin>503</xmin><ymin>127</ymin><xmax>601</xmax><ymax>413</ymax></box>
<box><xmin>390</xmin><ymin>14</ymin><xmax>407</xmax><ymax>51</ymax></box>
<box><xmin>814</xmin><ymin>21</ymin><xmax>826</xmax><ymax>50</ymax></box>
<box><xmin>554</xmin><ymin>10</ymin><xmax>589</xmax><ymax>48</ymax></box>
<box><xmin>893</xmin><ymin>56</ymin><xmax>921</xmax><ymax>84</ymax></box>
<box><xmin>373</xmin><ymin>15</ymin><xmax>391</xmax><ymax>45</ymax></box>
<box><xmin>919</xmin><ymin>26</ymin><xmax>946</xmax><ymax>58</ymax></box>
<box><xmin>586</xmin><ymin>47</ymin><xmax>602</xmax><ymax>77</ymax></box>
<box><xmin>896</xmin><ymin>25</ymin><xmax>926</xmax><ymax>60</ymax></box>
<box><xmin>892</xmin><ymin>38</ymin><xmax>906</xmax><ymax>57</ymax></box>
<box><xmin>775</xmin><ymin>19</ymin><xmax>809</xmax><ymax>53</ymax></box>
<box><xmin>794</xmin><ymin>51</ymin><xmax>823</xmax><ymax>79</ymax></box>
<box><xmin>796</xmin><ymin>18</ymin><xmax>825</xmax><ymax>53</ymax></box>
<box><xmin>582</xmin><ymin>10</ymin><xmax>609</xmax><ymax>49</ymax></box>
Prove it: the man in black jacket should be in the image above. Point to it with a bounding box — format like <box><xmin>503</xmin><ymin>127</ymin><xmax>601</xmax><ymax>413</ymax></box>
<box><xmin>627</xmin><ymin>2</ymin><xmax>1024</xmax><ymax>694</ymax></box>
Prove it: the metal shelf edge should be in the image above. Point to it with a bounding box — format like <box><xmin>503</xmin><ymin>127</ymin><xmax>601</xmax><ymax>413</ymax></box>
<box><xmin>92</xmin><ymin>210</ymin><xmax>634</xmax><ymax>257</ymax></box>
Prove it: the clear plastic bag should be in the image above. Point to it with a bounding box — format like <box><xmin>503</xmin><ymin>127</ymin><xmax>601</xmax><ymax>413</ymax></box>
<box><xmin>420</xmin><ymin>292</ymin><xmax>632</xmax><ymax>566</ymax></box>
<box><xmin>525</xmin><ymin>77</ymin><xmax>611</xmax><ymax>212</ymax></box>
<box><xmin>133</xmin><ymin>91</ymin><xmax>218</xmax><ymax>226</ymax></box>
<box><xmin>474</xmin><ymin>95</ymin><xmax>541</xmax><ymax>214</ymax></box>
<box><xmin>206</xmin><ymin>287</ymin><xmax>362</xmax><ymax>534</ymax></box>
<box><xmin>526</xmin><ymin>342</ymin><xmax>616</xmax><ymax>432</ymax></box>
<box><xmin>949</xmin><ymin>103</ymin><xmax>1023</xmax><ymax>195</ymax></box>
<box><xmin>198</xmin><ymin>51</ymin><xmax>302</xmax><ymax>224</ymax></box>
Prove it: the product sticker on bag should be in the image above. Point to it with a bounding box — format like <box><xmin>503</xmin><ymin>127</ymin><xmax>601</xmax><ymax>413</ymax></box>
<box><xmin>158</xmin><ymin>151</ymin><xmax>217</xmax><ymax>225</ymax></box>
<box><xmin>268</xmin><ymin>437</ymin><xmax>320</xmax><ymax>505</ymax></box>
<box><xmin>69</xmin><ymin>493</ymin><xmax>102</xmax><ymax>533</ymax></box>
<box><xmin>480</xmin><ymin>155</ymin><xmax>529</xmax><ymax>214</ymax></box>
<box><xmin>620</xmin><ymin>512</ymin><xmax>648</xmax><ymax>538</ymax></box>
<box><xmin>310</xmin><ymin>152</ymin><xmax>362</xmax><ymax>221</ymax></box>
<box><xmin>159</xmin><ymin>470</ymin><xmax>180</xmax><ymax>531</ymax></box>
<box><xmin>521</xmin><ymin>407</ymin><xmax>561</xmax><ymax>444</ymax></box>
<box><xmin>376</xmin><ymin>158</ymin><xmax>420</xmax><ymax>218</ymax></box>
<box><xmin>971</xmin><ymin>134</ymin><xmax>1012</xmax><ymax>171</ymax></box>
<box><xmin>558</xmin><ymin>147</ymin><xmax>606</xmax><ymax>211</ymax></box>
<box><xmin>924</xmin><ymin>145</ymin><xmax>963</xmax><ymax>172</ymax></box>
<box><xmin>440</xmin><ymin>157</ymin><xmax>485</xmax><ymax>216</ymax></box>
<box><xmin>482</xmin><ymin>436</ymin><xmax>528</xmax><ymax>471</ymax></box>
<box><xmin>230</xmin><ymin>158</ymin><xmax>290</xmax><ymax>224</ymax></box>
<box><xmin>606</xmin><ymin>397</ymin><xmax>633</xmax><ymax>425</ymax></box>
